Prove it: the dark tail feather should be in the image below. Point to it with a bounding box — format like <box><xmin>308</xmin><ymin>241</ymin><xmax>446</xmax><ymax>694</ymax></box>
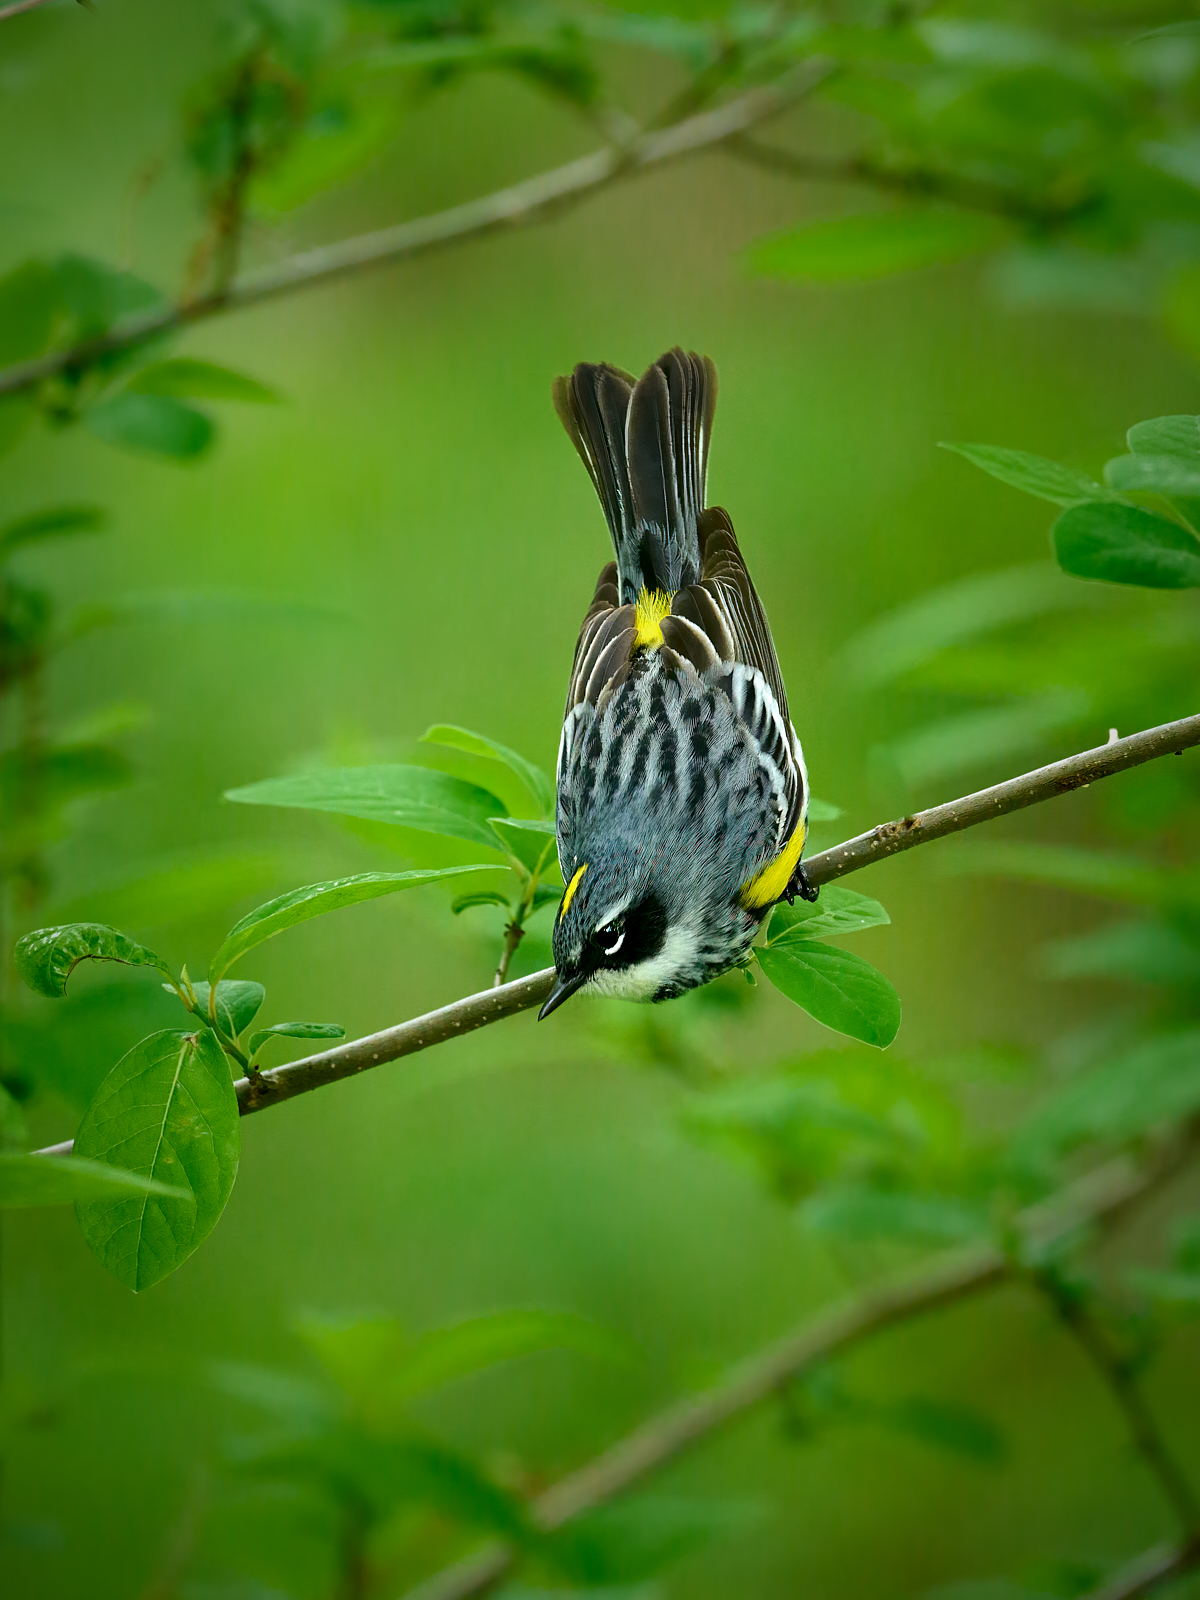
<box><xmin>554</xmin><ymin>347</ymin><xmax>718</xmax><ymax>603</ymax></box>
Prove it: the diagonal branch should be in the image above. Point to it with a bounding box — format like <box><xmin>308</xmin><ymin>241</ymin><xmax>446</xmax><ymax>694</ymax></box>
<box><xmin>1085</xmin><ymin>1541</ymin><xmax>1200</xmax><ymax>1600</ymax></box>
<box><xmin>0</xmin><ymin>65</ymin><xmax>834</xmax><ymax>403</ymax></box>
<box><xmin>397</xmin><ymin>1138</ymin><xmax>1194</xmax><ymax>1600</ymax></box>
<box><xmin>30</xmin><ymin>709</ymin><xmax>1200</xmax><ymax>1159</ymax></box>
<box><xmin>0</xmin><ymin>0</ymin><xmax>72</xmax><ymax>20</ymax></box>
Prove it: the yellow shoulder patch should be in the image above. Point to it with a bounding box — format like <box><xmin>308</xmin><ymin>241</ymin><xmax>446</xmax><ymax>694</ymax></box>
<box><xmin>633</xmin><ymin>587</ymin><xmax>673</xmax><ymax>650</ymax></box>
<box><xmin>739</xmin><ymin>817</ymin><xmax>807</xmax><ymax>912</ymax></box>
<box><xmin>560</xmin><ymin>862</ymin><xmax>588</xmax><ymax>918</ymax></box>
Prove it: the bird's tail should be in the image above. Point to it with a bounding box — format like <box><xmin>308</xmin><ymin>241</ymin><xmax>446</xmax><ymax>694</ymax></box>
<box><xmin>553</xmin><ymin>347</ymin><xmax>718</xmax><ymax>604</ymax></box>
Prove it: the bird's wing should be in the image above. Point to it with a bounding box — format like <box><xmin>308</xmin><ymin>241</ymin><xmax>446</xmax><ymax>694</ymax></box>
<box><xmin>661</xmin><ymin>508</ymin><xmax>806</xmax><ymax>871</ymax></box>
<box><xmin>563</xmin><ymin>561</ymin><xmax>636</xmax><ymax>718</ymax></box>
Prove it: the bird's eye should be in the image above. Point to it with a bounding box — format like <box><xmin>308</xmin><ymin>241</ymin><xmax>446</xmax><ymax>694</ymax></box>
<box><xmin>596</xmin><ymin>921</ymin><xmax>625</xmax><ymax>957</ymax></box>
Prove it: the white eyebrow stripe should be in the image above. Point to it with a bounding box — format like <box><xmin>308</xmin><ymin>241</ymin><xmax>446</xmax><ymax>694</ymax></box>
<box><xmin>595</xmin><ymin>899</ymin><xmax>632</xmax><ymax>931</ymax></box>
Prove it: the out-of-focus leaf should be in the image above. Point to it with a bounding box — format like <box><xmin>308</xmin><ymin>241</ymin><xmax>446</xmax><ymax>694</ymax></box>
<box><xmin>758</xmin><ymin>942</ymin><xmax>901</xmax><ymax>1047</ymax></box>
<box><xmin>807</xmin><ymin>798</ymin><xmax>842</xmax><ymax>822</ymax></box>
<box><xmin>130</xmin><ymin>358</ymin><xmax>279</xmax><ymax>403</ymax></box>
<box><xmin>0</xmin><ymin>1152</ymin><xmax>188</xmax><ymax>1209</ymax></box>
<box><xmin>1053</xmin><ymin>501</ymin><xmax>1200</xmax><ymax>589</ymax></box>
<box><xmin>298</xmin><ymin>1308</ymin><xmax>633</xmax><ymax>1417</ymax></box>
<box><xmin>1128</xmin><ymin>1269</ymin><xmax>1200</xmax><ymax>1305</ymax></box>
<box><xmin>225</xmin><ymin>765</ymin><xmax>509</xmax><ymax>849</ymax></box>
<box><xmin>422</xmin><ymin>723</ymin><xmax>554</xmax><ymax>816</ymax></box>
<box><xmin>769</xmin><ymin>886</ymin><xmax>890</xmax><ymax>943</ymax></box>
<box><xmin>939</xmin><ymin>443</ymin><xmax>1110</xmax><ymax>507</ymax></box>
<box><xmin>85</xmin><ymin>393</ymin><xmax>213</xmax><ymax>460</ymax></box>
<box><xmin>452</xmin><ymin>889</ymin><xmax>511</xmax><ymax>914</ymax></box>
<box><xmin>545</xmin><ymin>1495</ymin><xmax>758</xmax><ymax>1586</ymax></box>
<box><xmin>841</xmin><ymin>563</ymin><xmax>1092</xmax><ymax>689</ymax></box>
<box><xmin>53</xmin><ymin>252</ymin><xmax>161</xmax><ymax>337</ymax></box>
<box><xmin>877</xmin><ymin>689</ymin><xmax>1091</xmax><ymax>790</ymax></box>
<box><xmin>247</xmin><ymin>1021</ymin><xmax>345</xmax><ymax>1059</ymax></box>
<box><xmin>74</xmin><ymin>1028</ymin><xmax>240</xmax><ymax>1291</ymax></box>
<box><xmin>489</xmin><ymin>816</ymin><xmax>558</xmax><ymax>876</ymax></box>
<box><xmin>0</xmin><ymin>504</ymin><xmax>105</xmax><ymax>558</ymax></box>
<box><xmin>801</xmin><ymin>1185</ymin><xmax>987</xmax><ymax>1242</ymax></box>
<box><xmin>941</xmin><ymin>842</ymin><xmax>1186</xmax><ymax>907</ymax></box>
<box><xmin>208</xmin><ymin>866</ymin><xmax>498</xmax><ymax>980</ymax></box>
<box><xmin>878</xmin><ymin>1396</ymin><xmax>1006</xmax><ymax>1462</ymax></box>
<box><xmin>0</xmin><ymin>741</ymin><xmax>133</xmax><ymax>821</ymax></box>
<box><xmin>1017</xmin><ymin>1028</ymin><xmax>1200</xmax><ymax>1158</ymax></box>
<box><xmin>1104</xmin><ymin>453</ymin><xmax>1200</xmax><ymax>500</ymax></box>
<box><xmin>14</xmin><ymin>922</ymin><xmax>174</xmax><ymax>999</ymax></box>
<box><xmin>1041</xmin><ymin>919</ymin><xmax>1200</xmax><ymax>986</ymax></box>
<box><xmin>987</xmin><ymin>245</ymin><xmax>1154</xmax><ymax>316</ymax></box>
<box><xmin>188</xmin><ymin>980</ymin><xmax>266</xmax><ymax>1037</ymax></box>
<box><xmin>252</xmin><ymin>93</ymin><xmax>402</xmax><ymax>212</ymax></box>
<box><xmin>0</xmin><ymin>258</ymin><xmax>60</xmax><ymax>364</ymax></box>
<box><xmin>1127</xmin><ymin>415</ymin><xmax>1200</xmax><ymax>460</ymax></box>
<box><xmin>747</xmin><ymin>209</ymin><xmax>1009</xmax><ymax>283</ymax></box>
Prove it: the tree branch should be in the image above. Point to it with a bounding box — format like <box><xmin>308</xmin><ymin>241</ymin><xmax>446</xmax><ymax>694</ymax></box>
<box><xmin>30</xmin><ymin>709</ymin><xmax>1200</xmax><ymax>1158</ymax></box>
<box><xmin>0</xmin><ymin>65</ymin><xmax>834</xmax><ymax>403</ymax></box>
<box><xmin>397</xmin><ymin>1139</ymin><xmax>1193</xmax><ymax>1600</ymax></box>
<box><xmin>0</xmin><ymin>0</ymin><xmax>73</xmax><ymax>21</ymax></box>
<box><xmin>1085</xmin><ymin>1540</ymin><xmax>1200</xmax><ymax>1600</ymax></box>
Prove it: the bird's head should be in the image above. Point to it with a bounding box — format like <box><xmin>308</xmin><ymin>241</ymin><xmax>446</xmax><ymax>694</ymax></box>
<box><xmin>539</xmin><ymin>848</ymin><xmax>676</xmax><ymax>1017</ymax></box>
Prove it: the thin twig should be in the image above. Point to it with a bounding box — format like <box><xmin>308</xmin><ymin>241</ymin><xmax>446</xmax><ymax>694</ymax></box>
<box><xmin>29</xmin><ymin>709</ymin><xmax>1200</xmax><ymax>1155</ymax></box>
<box><xmin>397</xmin><ymin>1142</ymin><xmax>1192</xmax><ymax>1600</ymax></box>
<box><xmin>1084</xmin><ymin>1540</ymin><xmax>1200</xmax><ymax>1600</ymax></box>
<box><xmin>0</xmin><ymin>65</ymin><xmax>834</xmax><ymax>403</ymax></box>
<box><xmin>0</xmin><ymin>0</ymin><xmax>69</xmax><ymax>20</ymax></box>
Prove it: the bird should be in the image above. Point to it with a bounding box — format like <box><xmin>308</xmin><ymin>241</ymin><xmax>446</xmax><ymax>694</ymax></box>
<box><xmin>538</xmin><ymin>346</ymin><xmax>814</xmax><ymax>1021</ymax></box>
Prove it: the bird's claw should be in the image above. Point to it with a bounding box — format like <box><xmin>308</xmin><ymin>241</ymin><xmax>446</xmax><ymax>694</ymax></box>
<box><xmin>783</xmin><ymin>862</ymin><xmax>819</xmax><ymax>906</ymax></box>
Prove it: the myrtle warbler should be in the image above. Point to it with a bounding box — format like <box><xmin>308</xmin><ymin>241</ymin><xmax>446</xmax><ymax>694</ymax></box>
<box><xmin>539</xmin><ymin>347</ymin><xmax>813</xmax><ymax>1020</ymax></box>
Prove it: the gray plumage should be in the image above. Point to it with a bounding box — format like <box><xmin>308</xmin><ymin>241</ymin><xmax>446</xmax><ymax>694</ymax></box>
<box><xmin>541</xmin><ymin>349</ymin><xmax>810</xmax><ymax>1016</ymax></box>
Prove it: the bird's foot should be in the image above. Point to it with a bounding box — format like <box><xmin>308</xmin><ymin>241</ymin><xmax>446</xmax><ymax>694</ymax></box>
<box><xmin>783</xmin><ymin>862</ymin><xmax>819</xmax><ymax>906</ymax></box>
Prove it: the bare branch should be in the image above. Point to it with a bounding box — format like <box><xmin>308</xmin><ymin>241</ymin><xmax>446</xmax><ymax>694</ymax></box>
<box><xmin>29</xmin><ymin>709</ymin><xmax>1200</xmax><ymax>1158</ymax></box>
<box><xmin>398</xmin><ymin>1141</ymin><xmax>1193</xmax><ymax>1600</ymax></box>
<box><xmin>0</xmin><ymin>66</ymin><xmax>834</xmax><ymax>403</ymax></box>
<box><xmin>1085</xmin><ymin>1540</ymin><xmax>1200</xmax><ymax>1600</ymax></box>
<box><xmin>0</xmin><ymin>0</ymin><xmax>71</xmax><ymax>21</ymax></box>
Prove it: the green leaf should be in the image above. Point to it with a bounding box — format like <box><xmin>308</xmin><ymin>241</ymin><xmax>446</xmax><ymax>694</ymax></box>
<box><xmin>1041</xmin><ymin>920</ymin><xmax>1200</xmax><ymax>987</ymax></box>
<box><xmin>14</xmin><ymin>922</ymin><xmax>174</xmax><ymax>999</ymax></box>
<box><xmin>1128</xmin><ymin>1269</ymin><xmax>1200</xmax><ymax>1306</ymax></box>
<box><xmin>1052</xmin><ymin>502</ymin><xmax>1200</xmax><ymax>589</ymax></box>
<box><xmin>807</xmin><ymin>798</ymin><xmax>842</xmax><ymax>822</ymax></box>
<box><xmin>225</xmin><ymin>765</ymin><xmax>509</xmax><ymax>850</ymax></box>
<box><xmin>529</xmin><ymin>883</ymin><xmax>563</xmax><ymax>916</ymax></box>
<box><xmin>488</xmin><ymin>816</ymin><xmax>558</xmax><ymax>876</ymax></box>
<box><xmin>53</xmin><ymin>252</ymin><xmax>161</xmax><ymax>337</ymax></box>
<box><xmin>85</xmin><ymin>393</ymin><xmax>214</xmax><ymax>460</ymax></box>
<box><xmin>247</xmin><ymin>1021</ymin><xmax>345</xmax><ymax>1059</ymax></box>
<box><xmin>73</xmin><ymin>1028</ymin><xmax>240</xmax><ymax>1291</ymax></box>
<box><xmin>1127</xmin><ymin>415</ymin><xmax>1200</xmax><ymax>460</ymax></box>
<box><xmin>769</xmin><ymin>886</ymin><xmax>890</xmax><ymax>943</ymax></box>
<box><xmin>208</xmin><ymin>866</ymin><xmax>497</xmax><ymax>981</ymax></box>
<box><xmin>939</xmin><ymin>443</ymin><xmax>1110</xmax><ymax>507</ymax></box>
<box><xmin>878</xmin><ymin>1397</ymin><xmax>1005</xmax><ymax>1463</ymax></box>
<box><xmin>801</xmin><ymin>1185</ymin><xmax>987</xmax><ymax>1242</ymax></box>
<box><xmin>746</xmin><ymin>209</ymin><xmax>1009</xmax><ymax>283</ymax></box>
<box><xmin>130</xmin><ymin>358</ymin><xmax>279</xmax><ymax>404</ymax></box>
<box><xmin>188</xmin><ymin>979</ymin><xmax>266</xmax><ymax>1036</ymax></box>
<box><xmin>422</xmin><ymin>723</ymin><xmax>554</xmax><ymax>816</ymax></box>
<box><xmin>1104</xmin><ymin>454</ymin><xmax>1200</xmax><ymax>501</ymax></box>
<box><xmin>758</xmin><ymin>942</ymin><xmax>901</xmax><ymax>1047</ymax></box>
<box><xmin>877</xmin><ymin>690</ymin><xmax>1090</xmax><ymax>791</ymax></box>
<box><xmin>452</xmin><ymin>889</ymin><xmax>511</xmax><ymax>914</ymax></box>
<box><xmin>0</xmin><ymin>258</ymin><xmax>60</xmax><ymax>365</ymax></box>
<box><xmin>545</xmin><ymin>1495</ymin><xmax>757</xmax><ymax>1585</ymax></box>
<box><xmin>0</xmin><ymin>504</ymin><xmax>105</xmax><ymax>558</ymax></box>
<box><xmin>1018</xmin><ymin>1029</ymin><xmax>1200</xmax><ymax>1158</ymax></box>
<box><xmin>0</xmin><ymin>1152</ymin><xmax>189</xmax><ymax>1209</ymax></box>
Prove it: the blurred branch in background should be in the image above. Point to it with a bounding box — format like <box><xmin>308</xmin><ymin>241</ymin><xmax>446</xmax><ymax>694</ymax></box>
<box><xmin>401</xmin><ymin>1136</ymin><xmax>1198</xmax><ymax>1600</ymax></box>
<box><xmin>0</xmin><ymin>0</ymin><xmax>81</xmax><ymax>22</ymax></box>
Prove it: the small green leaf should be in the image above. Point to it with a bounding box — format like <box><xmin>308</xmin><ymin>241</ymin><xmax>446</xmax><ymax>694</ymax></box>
<box><xmin>209</xmin><ymin>866</ymin><xmax>498</xmax><ymax>981</ymax></box>
<box><xmin>74</xmin><ymin>1028</ymin><xmax>240</xmax><ymax>1291</ymax></box>
<box><xmin>488</xmin><ymin>816</ymin><xmax>557</xmax><ymax>876</ymax></box>
<box><xmin>1053</xmin><ymin>501</ymin><xmax>1200</xmax><ymax>589</ymax></box>
<box><xmin>130</xmin><ymin>359</ymin><xmax>278</xmax><ymax>403</ymax></box>
<box><xmin>807</xmin><ymin>798</ymin><xmax>842</xmax><ymax>822</ymax></box>
<box><xmin>758</xmin><ymin>942</ymin><xmax>901</xmax><ymax>1047</ymax></box>
<box><xmin>422</xmin><ymin>724</ymin><xmax>554</xmax><ymax>816</ymax></box>
<box><xmin>1104</xmin><ymin>454</ymin><xmax>1200</xmax><ymax>500</ymax></box>
<box><xmin>86</xmin><ymin>393</ymin><xmax>213</xmax><ymax>460</ymax></box>
<box><xmin>1128</xmin><ymin>1269</ymin><xmax>1200</xmax><ymax>1306</ymax></box>
<box><xmin>878</xmin><ymin>1397</ymin><xmax>1005</xmax><ymax>1463</ymax></box>
<box><xmin>747</xmin><ymin>209</ymin><xmax>1009</xmax><ymax>283</ymax></box>
<box><xmin>0</xmin><ymin>1152</ymin><xmax>189</xmax><ymax>1209</ymax></box>
<box><xmin>225</xmin><ymin>765</ymin><xmax>509</xmax><ymax>850</ymax></box>
<box><xmin>801</xmin><ymin>1185</ymin><xmax>986</xmax><ymax>1242</ymax></box>
<box><xmin>939</xmin><ymin>443</ymin><xmax>1110</xmax><ymax>507</ymax></box>
<box><xmin>452</xmin><ymin>889</ymin><xmax>512</xmax><ymax>914</ymax></box>
<box><xmin>248</xmin><ymin>1021</ymin><xmax>345</xmax><ymax>1059</ymax></box>
<box><xmin>187</xmin><ymin>979</ymin><xmax>266</xmax><ymax>1036</ymax></box>
<box><xmin>769</xmin><ymin>885</ymin><xmax>890</xmax><ymax>943</ymax></box>
<box><xmin>1127</xmin><ymin>415</ymin><xmax>1200</xmax><ymax>460</ymax></box>
<box><xmin>529</xmin><ymin>883</ymin><xmax>563</xmax><ymax>915</ymax></box>
<box><xmin>545</xmin><ymin>1495</ymin><xmax>757</xmax><ymax>1585</ymax></box>
<box><xmin>14</xmin><ymin>922</ymin><xmax>174</xmax><ymax>999</ymax></box>
<box><xmin>1041</xmin><ymin>919</ymin><xmax>1200</xmax><ymax>987</ymax></box>
<box><xmin>0</xmin><ymin>504</ymin><xmax>105</xmax><ymax>558</ymax></box>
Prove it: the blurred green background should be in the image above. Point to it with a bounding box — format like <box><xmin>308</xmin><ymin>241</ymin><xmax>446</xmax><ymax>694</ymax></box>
<box><xmin>4</xmin><ymin>1</ymin><xmax>1200</xmax><ymax>1597</ymax></box>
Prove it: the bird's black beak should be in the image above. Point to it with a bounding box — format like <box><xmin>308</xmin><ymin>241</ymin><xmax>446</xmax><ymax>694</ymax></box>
<box><xmin>538</xmin><ymin>969</ymin><xmax>588</xmax><ymax>1020</ymax></box>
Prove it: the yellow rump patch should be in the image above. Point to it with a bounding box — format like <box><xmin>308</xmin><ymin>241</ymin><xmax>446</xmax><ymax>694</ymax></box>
<box><xmin>633</xmin><ymin>587</ymin><xmax>673</xmax><ymax>650</ymax></box>
<box><xmin>739</xmin><ymin>817</ymin><xmax>807</xmax><ymax>911</ymax></box>
<box><xmin>560</xmin><ymin>862</ymin><xmax>588</xmax><ymax>919</ymax></box>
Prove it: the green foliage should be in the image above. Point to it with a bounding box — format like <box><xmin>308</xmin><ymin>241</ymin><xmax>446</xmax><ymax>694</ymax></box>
<box><xmin>758</xmin><ymin>942</ymin><xmax>901</xmax><ymax>1048</ymax></box>
<box><xmin>0</xmin><ymin>1151</ymin><xmax>189</xmax><ymax>1209</ymax></box>
<box><xmin>1053</xmin><ymin>502</ymin><xmax>1200</xmax><ymax>590</ymax></box>
<box><xmin>247</xmin><ymin>1020</ymin><xmax>345</xmax><ymax>1066</ymax></box>
<box><xmin>544</xmin><ymin>1495</ymin><xmax>756</xmax><ymax>1585</ymax></box>
<box><xmin>190</xmin><ymin>978</ymin><xmax>266</xmax><ymax>1036</ymax></box>
<box><xmin>129</xmin><ymin>358</ymin><xmax>280</xmax><ymax>403</ymax></box>
<box><xmin>422</xmin><ymin>722</ymin><xmax>555</xmax><ymax>816</ymax></box>
<box><xmin>14</xmin><ymin>922</ymin><xmax>175</xmax><ymax>999</ymax></box>
<box><xmin>938</xmin><ymin>444</ymin><xmax>1111</xmax><ymax>508</ymax></box>
<box><xmin>769</xmin><ymin>885</ymin><xmax>890</xmax><ymax>942</ymax></box>
<box><xmin>73</xmin><ymin>1028</ymin><xmax>240</xmax><ymax>1291</ymax></box>
<box><xmin>85</xmin><ymin>392</ymin><xmax>215</xmax><ymax>460</ymax></box>
<box><xmin>748</xmin><ymin>209</ymin><xmax>1010</xmax><ymax>283</ymax></box>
